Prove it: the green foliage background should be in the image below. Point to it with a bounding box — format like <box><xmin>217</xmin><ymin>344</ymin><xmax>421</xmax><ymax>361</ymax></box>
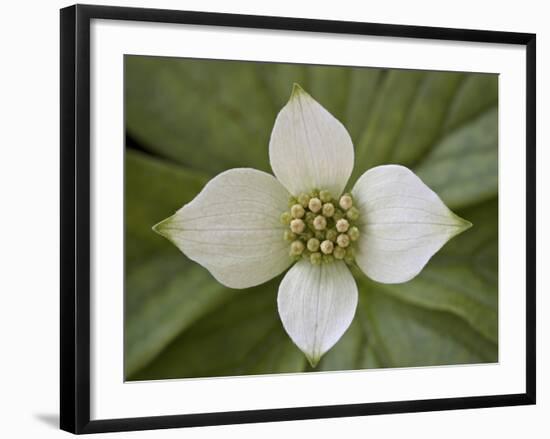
<box><xmin>124</xmin><ymin>56</ymin><xmax>498</xmax><ymax>380</ymax></box>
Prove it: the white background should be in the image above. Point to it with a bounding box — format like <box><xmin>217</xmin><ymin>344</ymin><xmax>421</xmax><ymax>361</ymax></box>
<box><xmin>0</xmin><ymin>0</ymin><xmax>547</xmax><ymax>438</ymax></box>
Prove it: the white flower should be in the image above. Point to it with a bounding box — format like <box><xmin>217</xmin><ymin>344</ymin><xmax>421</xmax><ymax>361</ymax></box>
<box><xmin>153</xmin><ymin>84</ymin><xmax>472</xmax><ymax>367</ymax></box>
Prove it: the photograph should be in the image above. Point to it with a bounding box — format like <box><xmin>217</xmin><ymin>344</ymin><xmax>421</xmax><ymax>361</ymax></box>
<box><xmin>124</xmin><ymin>55</ymin><xmax>499</xmax><ymax>381</ymax></box>
<box><xmin>1</xmin><ymin>0</ymin><xmax>542</xmax><ymax>436</ymax></box>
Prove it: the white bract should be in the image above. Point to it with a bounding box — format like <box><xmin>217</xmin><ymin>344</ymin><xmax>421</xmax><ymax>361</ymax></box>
<box><xmin>154</xmin><ymin>84</ymin><xmax>472</xmax><ymax>367</ymax></box>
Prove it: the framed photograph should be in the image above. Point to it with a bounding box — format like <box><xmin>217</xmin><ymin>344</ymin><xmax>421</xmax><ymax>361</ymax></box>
<box><xmin>60</xmin><ymin>4</ymin><xmax>536</xmax><ymax>434</ymax></box>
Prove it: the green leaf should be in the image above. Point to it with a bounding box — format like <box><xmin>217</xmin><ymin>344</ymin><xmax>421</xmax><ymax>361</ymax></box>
<box><xmin>414</xmin><ymin>108</ymin><xmax>498</xmax><ymax>209</ymax></box>
<box><xmin>130</xmin><ymin>278</ymin><xmax>307</xmax><ymax>380</ymax></box>
<box><xmin>353</xmin><ymin>69</ymin><xmax>425</xmax><ymax>177</ymax></box>
<box><xmin>125</xmin><ymin>56</ymin><xmax>277</xmax><ymax>175</ymax></box>
<box><xmin>344</xmin><ymin>68</ymin><xmax>385</xmax><ymax>143</ymax></box>
<box><xmin>306</xmin><ymin>66</ymin><xmax>351</xmax><ymax>123</ymax></box>
<box><xmin>443</xmin><ymin>73</ymin><xmax>498</xmax><ymax>132</ymax></box>
<box><xmin>125</xmin><ymin>256</ymin><xmax>231</xmax><ymax>377</ymax></box>
<box><xmin>389</xmin><ymin>71</ymin><xmax>464</xmax><ymax>165</ymax></box>
<box><xmin>358</xmin><ymin>283</ymin><xmax>497</xmax><ymax>368</ymax></box>
<box><xmin>368</xmin><ymin>199</ymin><xmax>498</xmax><ymax>343</ymax></box>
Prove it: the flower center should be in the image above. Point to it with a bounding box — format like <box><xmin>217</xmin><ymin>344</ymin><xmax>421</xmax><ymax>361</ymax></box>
<box><xmin>280</xmin><ymin>189</ymin><xmax>361</xmax><ymax>265</ymax></box>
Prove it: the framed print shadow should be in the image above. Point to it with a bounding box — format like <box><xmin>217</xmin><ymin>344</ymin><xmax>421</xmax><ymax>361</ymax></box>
<box><xmin>60</xmin><ymin>4</ymin><xmax>536</xmax><ymax>434</ymax></box>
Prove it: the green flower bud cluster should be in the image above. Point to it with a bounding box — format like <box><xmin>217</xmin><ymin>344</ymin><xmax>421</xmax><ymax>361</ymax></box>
<box><xmin>280</xmin><ymin>189</ymin><xmax>361</xmax><ymax>265</ymax></box>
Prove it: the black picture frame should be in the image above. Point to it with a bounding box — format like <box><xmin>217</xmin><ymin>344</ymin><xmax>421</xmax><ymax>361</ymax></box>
<box><xmin>60</xmin><ymin>4</ymin><xmax>536</xmax><ymax>434</ymax></box>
